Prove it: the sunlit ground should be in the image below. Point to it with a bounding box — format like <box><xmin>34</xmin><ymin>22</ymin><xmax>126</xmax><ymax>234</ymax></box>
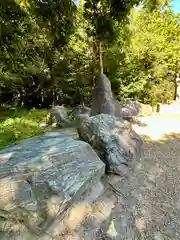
<box><xmin>133</xmin><ymin>114</ymin><xmax>180</xmax><ymax>141</ymax></box>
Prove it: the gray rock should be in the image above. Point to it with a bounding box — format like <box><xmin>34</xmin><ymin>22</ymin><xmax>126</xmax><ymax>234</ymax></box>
<box><xmin>0</xmin><ymin>132</ymin><xmax>105</xmax><ymax>238</ymax></box>
<box><xmin>112</xmin><ymin>99</ymin><xmax>123</xmax><ymax>117</ymax></box>
<box><xmin>164</xmin><ymin>224</ymin><xmax>176</xmax><ymax>238</ymax></box>
<box><xmin>77</xmin><ymin>114</ymin><xmax>143</xmax><ymax>176</ymax></box>
<box><xmin>91</xmin><ymin>74</ymin><xmax>122</xmax><ymax>117</ymax></box>
<box><xmin>153</xmin><ymin>232</ymin><xmax>164</xmax><ymax>240</ymax></box>
<box><xmin>122</xmin><ymin>100</ymin><xmax>153</xmax><ymax>119</ymax></box>
<box><xmin>100</xmin><ymin>97</ymin><xmax>122</xmax><ymax>118</ymax></box>
<box><xmin>48</xmin><ymin>106</ymin><xmax>71</xmax><ymax>127</ymax></box>
<box><xmin>122</xmin><ymin>100</ymin><xmax>140</xmax><ymax>119</ymax></box>
<box><xmin>72</xmin><ymin>104</ymin><xmax>90</xmax><ymax>120</ymax></box>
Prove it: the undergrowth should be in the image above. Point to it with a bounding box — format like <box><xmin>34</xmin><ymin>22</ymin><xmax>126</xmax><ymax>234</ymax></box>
<box><xmin>0</xmin><ymin>108</ymin><xmax>48</xmax><ymax>149</ymax></box>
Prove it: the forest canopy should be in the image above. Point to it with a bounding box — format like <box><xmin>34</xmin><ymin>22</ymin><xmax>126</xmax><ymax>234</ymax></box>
<box><xmin>0</xmin><ymin>0</ymin><xmax>179</xmax><ymax>107</ymax></box>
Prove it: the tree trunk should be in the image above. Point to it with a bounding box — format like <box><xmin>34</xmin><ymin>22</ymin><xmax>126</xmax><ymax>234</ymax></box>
<box><xmin>174</xmin><ymin>78</ymin><xmax>177</xmax><ymax>100</ymax></box>
<box><xmin>92</xmin><ymin>42</ymin><xmax>98</xmax><ymax>78</ymax></box>
<box><xmin>174</xmin><ymin>59</ymin><xmax>180</xmax><ymax>100</ymax></box>
<box><xmin>99</xmin><ymin>41</ymin><xmax>103</xmax><ymax>74</ymax></box>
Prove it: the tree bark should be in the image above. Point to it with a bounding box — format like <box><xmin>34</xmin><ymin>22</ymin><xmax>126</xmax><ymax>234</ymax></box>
<box><xmin>99</xmin><ymin>41</ymin><xmax>103</xmax><ymax>74</ymax></box>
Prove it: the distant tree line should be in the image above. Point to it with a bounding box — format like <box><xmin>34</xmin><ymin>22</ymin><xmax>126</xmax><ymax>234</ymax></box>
<box><xmin>0</xmin><ymin>0</ymin><xmax>179</xmax><ymax>108</ymax></box>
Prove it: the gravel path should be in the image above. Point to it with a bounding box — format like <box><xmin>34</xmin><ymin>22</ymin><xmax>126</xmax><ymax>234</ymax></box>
<box><xmin>60</xmin><ymin>116</ymin><xmax>180</xmax><ymax>240</ymax></box>
<box><xmin>117</xmin><ymin>133</ymin><xmax>180</xmax><ymax>240</ymax></box>
<box><xmin>130</xmin><ymin>116</ymin><xmax>180</xmax><ymax>239</ymax></box>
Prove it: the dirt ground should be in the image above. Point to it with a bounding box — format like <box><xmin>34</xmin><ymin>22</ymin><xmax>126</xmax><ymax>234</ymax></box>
<box><xmin>57</xmin><ymin>116</ymin><xmax>180</xmax><ymax>240</ymax></box>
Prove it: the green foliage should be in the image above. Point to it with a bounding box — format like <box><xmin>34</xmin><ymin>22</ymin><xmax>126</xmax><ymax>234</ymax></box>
<box><xmin>0</xmin><ymin>108</ymin><xmax>48</xmax><ymax>149</ymax></box>
<box><xmin>51</xmin><ymin>3</ymin><xmax>94</xmax><ymax>105</ymax></box>
<box><xmin>84</xmin><ymin>0</ymin><xmax>118</xmax><ymax>42</ymax></box>
<box><xmin>103</xmin><ymin>6</ymin><xmax>180</xmax><ymax>105</ymax></box>
<box><xmin>29</xmin><ymin>0</ymin><xmax>76</xmax><ymax>48</ymax></box>
<box><xmin>3</xmin><ymin>0</ymin><xmax>180</xmax><ymax>149</ymax></box>
<box><xmin>83</xmin><ymin>0</ymin><xmax>142</xmax><ymax>73</ymax></box>
<box><xmin>0</xmin><ymin>0</ymin><xmax>76</xmax><ymax>107</ymax></box>
<box><xmin>109</xmin><ymin>0</ymin><xmax>141</xmax><ymax>20</ymax></box>
<box><xmin>143</xmin><ymin>0</ymin><xmax>169</xmax><ymax>12</ymax></box>
<box><xmin>0</xmin><ymin>0</ymin><xmax>179</xmax><ymax>109</ymax></box>
<box><xmin>125</xmin><ymin>8</ymin><xmax>180</xmax><ymax>105</ymax></box>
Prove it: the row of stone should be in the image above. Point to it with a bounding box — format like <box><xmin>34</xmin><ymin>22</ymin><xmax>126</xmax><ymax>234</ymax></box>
<box><xmin>0</xmin><ymin>74</ymin><xmax>143</xmax><ymax>239</ymax></box>
<box><xmin>0</xmin><ymin>114</ymin><xmax>143</xmax><ymax>239</ymax></box>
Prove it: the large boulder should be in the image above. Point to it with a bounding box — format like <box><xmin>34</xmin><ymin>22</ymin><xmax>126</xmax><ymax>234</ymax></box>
<box><xmin>91</xmin><ymin>73</ymin><xmax>122</xmax><ymax>117</ymax></box>
<box><xmin>77</xmin><ymin>114</ymin><xmax>143</xmax><ymax>176</ymax></box>
<box><xmin>0</xmin><ymin>132</ymin><xmax>105</xmax><ymax>239</ymax></box>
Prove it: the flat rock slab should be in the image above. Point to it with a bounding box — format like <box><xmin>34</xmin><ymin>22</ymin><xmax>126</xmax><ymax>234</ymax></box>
<box><xmin>0</xmin><ymin>132</ymin><xmax>105</xmax><ymax>238</ymax></box>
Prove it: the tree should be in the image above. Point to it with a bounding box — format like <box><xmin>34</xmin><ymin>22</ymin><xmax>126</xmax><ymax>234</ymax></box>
<box><xmin>83</xmin><ymin>0</ymin><xmax>141</xmax><ymax>74</ymax></box>
<box><xmin>1</xmin><ymin>0</ymin><xmax>179</xmax><ymax>108</ymax></box>
<box><xmin>29</xmin><ymin>0</ymin><xmax>76</xmax><ymax>48</ymax></box>
<box><xmin>0</xmin><ymin>0</ymin><xmax>76</xmax><ymax>107</ymax></box>
<box><xmin>113</xmin><ymin>6</ymin><xmax>180</xmax><ymax>104</ymax></box>
<box><xmin>143</xmin><ymin>0</ymin><xmax>169</xmax><ymax>12</ymax></box>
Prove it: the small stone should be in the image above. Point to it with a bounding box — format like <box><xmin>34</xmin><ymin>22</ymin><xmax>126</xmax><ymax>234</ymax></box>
<box><xmin>39</xmin><ymin>123</ymin><xmax>47</xmax><ymax>128</ymax></box>
<box><xmin>153</xmin><ymin>232</ymin><xmax>164</xmax><ymax>240</ymax></box>
<box><xmin>164</xmin><ymin>224</ymin><xmax>176</xmax><ymax>238</ymax></box>
<box><xmin>107</xmin><ymin>220</ymin><xmax>118</xmax><ymax>238</ymax></box>
<box><xmin>49</xmin><ymin>105</ymin><xmax>72</xmax><ymax>127</ymax></box>
<box><xmin>52</xmin><ymin>122</ymin><xmax>57</xmax><ymax>127</ymax></box>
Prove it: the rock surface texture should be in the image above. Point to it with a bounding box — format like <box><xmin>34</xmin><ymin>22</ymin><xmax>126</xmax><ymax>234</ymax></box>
<box><xmin>71</xmin><ymin>104</ymin><xmax>90</xmax><ymax>120</ymax></box>
<box><xmin>122</xmin><ymin>100</ymin><xmax>140</xmax><ymax>119</ymax></box>
<box><xmin>48</xmin><ymin>105</ymin><xmax>71</xmax><ymax>127</ymax></box>
<box><xmin>77</xmin><ymin>114</ymin><xmax>143</xmax><ymax>176</ymax></box>
<box><xmin>0</xmin><ymin>132</ymin><xmax>105</xmax><ymax>239</ymax></box>
<box><xmin>122</xmin><ymin>100</ymin><xmax>153</xmax><ymax>120</ymax></box>
<box><xmin>90</xmin><ymin>73</ymin><xmax>122</xmax><ymax>117</ymax></box>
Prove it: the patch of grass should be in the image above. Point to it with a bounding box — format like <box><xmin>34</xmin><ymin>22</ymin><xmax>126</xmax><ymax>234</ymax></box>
<box><xmin>0</xmin><ymin>108</ymin><xmax>48</xmax><ymax>150</ymax></box>
<box><xmin>142</xmin><ymin>134</ymin><xmax>153</xmax><ymax>142</ymax></box>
